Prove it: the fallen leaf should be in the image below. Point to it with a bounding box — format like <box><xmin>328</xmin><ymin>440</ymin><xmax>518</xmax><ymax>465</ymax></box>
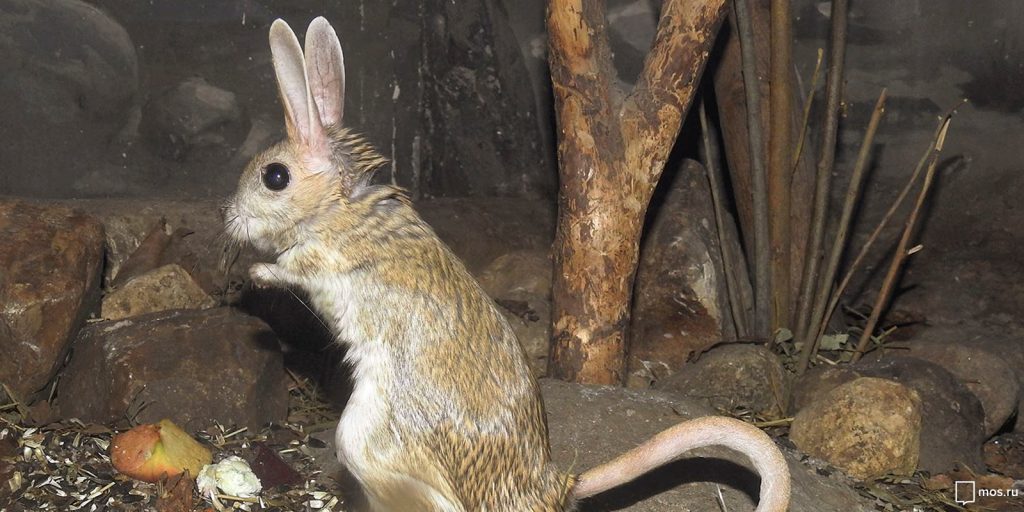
<box><xmin>251</xmin><ymin>442</ymin><xmax>302</xmax><ymax>488</ymax></box>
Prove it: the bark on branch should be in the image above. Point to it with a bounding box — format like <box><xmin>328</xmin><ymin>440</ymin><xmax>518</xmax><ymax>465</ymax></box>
<box><xmin>548</xmin><ymin>0</ymin><xmax>728</xmax><ymax>384</ymax></box>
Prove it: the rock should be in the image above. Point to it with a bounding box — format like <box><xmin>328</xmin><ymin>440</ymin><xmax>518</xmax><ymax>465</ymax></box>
<box><xmin>984</xmin><ymin>432</ymin><xmax>1024</xmax><ymax>479</ymax></box>
<box><xmin>606</xmin><ymin>0</ymin><xmax>657</xmax><ymax>84</ymax></box>
<box><xmin>0</xmin><ymin>0</ymin><xmax>138</xmax><ymax>197</ymax></box>
<box><xmin>855</xmin><ymin>356</ymin><xmax>987</xmax><ymax>473</ymax></box>
<box><xmin>497</xmin><ymin>304</ymin><xmax>548</xmax><ymax>377</ymax></box>
<box><xmin>477</xmin><ymin>250</ymin><xmax>551</xmax><ymax>300</ymax></box>
<box><xmin>864</xmin><ymin>323</ymin><xmax>1024</xmax><ymax>436</ymax></box>
<box><xmin>872</xmin><ymin>341</ymin><xmax>1021</xmax><ymax>437</ymax></box>
<box><xmin>628</xmin><ymin>160</ymin><xmax>738</xmax><ymax>387</ymax></box>
<box><xmin>791</xmin><ymin>377</ymin><xmax>922</xmax><ymax>480</ymax></box>
<box><xmin>102</xmin><ymin>214</ymin><xmax>166</xmax><ymax>288</ymax></box>
<box><xmin>655</xmin><ymin>344</ymin><xmax>787</xmax><ymax>417</ymax></box>
<box><xmin>0</xmin><ymin>201</ymin><xmax>104</xmax><ymax>399</ymax></box>
<box><xmin>58</xmin><ymin>308</ymin><xmax>288</xmax><ymax>431</ymax></box>
<box><xmin>84</xmin><ymin>200</ymin><xmax>232</xmax><ymax>294</ymax></box>
<box><xmin>101</xmin><ymin>264</ymin><xmax>217</xmax><ymax>320</ymax></box>
<box><xmin>795</xmin><ymin>356</ymin><xmax>988</xmax><ymax>473</ymax></box>
<box><xmin>109</xmin><ymin>218</ymin><xmax>176</xmax><ymax>287</ymax></box>
<box><xmin>140</xmin><ymin>77</ymin><xmax>249</xmax><ymax>163</ymax></box>
<box><xmin>478</xmin><ymin>250</ymin><xmax>552</xmax><ymax>375</ymax></box>
<box><xmin>790</xmin><ymin>366</ymin><xmax>861</xmax><ymax>412</ymax></box>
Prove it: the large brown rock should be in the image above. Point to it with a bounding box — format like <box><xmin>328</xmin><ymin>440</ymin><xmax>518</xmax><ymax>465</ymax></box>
<box><xmin>478</xmin><ymin>250</ymin><xmax>552</xmax><ymax>376</ymax></box>
<box><xmin>627</xmin><ymin>159</ymin><xmax>745</xmax><ymax>388</ymax></box>
<box><xmin>656</xmin><ymin>344</ymin><xmax>788</xmax><ymax>417</ymax></box>
<box><xmin>58</xmin><ymin>307</ymin><xmax>288</xmax><ymax>431</ymax></box>
<box><xmin>0</xmin><ymin>201</ymin><xmax>104</xmax><ymax>399</ymax></box>
<box><xmin>855</xmin><ymin>357</ymin><xmax>987</xmax><ymax>473</ymax></box>
<box><xmin>871</xmin><ymin>340</ymin><xmax>1020</xmax><ymax>437</ymax></box>
<box><xmin>791</xmin><ymin>377</ymin><xmax>922</xmax><ymax>480</ymax></box>
<box><xmin>794</xmin><ymin>356</ymin><xmax>988</xmax><ymax>473</ymax></box>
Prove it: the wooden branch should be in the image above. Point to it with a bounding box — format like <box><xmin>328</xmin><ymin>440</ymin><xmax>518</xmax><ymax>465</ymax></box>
<box><xmin>731</xmin><ymin>0</ymin><xmax>772</xmax><ymax>337</ymax></box>
<box><xmin>700</xmin><ymin>98</ymin><xmax>752</xmax><ymax>338</ymax></box>
<box><xmin>623</xmin><ymin>0</ymin><xmax>729</xmax><ymax>190</ymax></box>
<box><xmin>794</xmin><ymin>0</ymin><xmax>849</xmax><ymax>343</ymax></box>
<box><xmin>547</xmin><ymin>0</ymin><xmax>621</xmax><ymax>157</ymax></box>
<box><xmin>547</xmin><ymin>0</ymin><xmax>728</xmax><ymax>384</ymax></box>
<box><xmin>711</xmin><ymin>6</ymin><xmax>769</xmax><ymax>261</ymax></box>
<box><xmin>547</xmin><ymin>0</ymin><xmax>611</xmax><ymax>90</ymax></box>
<box><xmin>767</xmin><ymin>0</ymin><xmax>794</xmax><ymax>332</ymax></box>
<box><xmin>792</xmin><ymin>49</ymin><xmax>824</xmax><ymax>177</ymax></box>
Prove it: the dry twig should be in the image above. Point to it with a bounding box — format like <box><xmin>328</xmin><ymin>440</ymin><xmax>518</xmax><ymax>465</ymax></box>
<box><xmin>851</xmin><ymin>114</ymin><xmax>955</xmax><ymax>360</ymax></box>
<box><xmin>795</xmin><ymin>89</ymin><xmax>887</xmax><ymax>372</ymax></box>
<box><xmin>794</xmin><ymin>0</ymin><xmax>850</xmax><ymax>345</ymax></box>
<box><xmin>791</xmin><ymin>49</ymin><xmax>825</xmax><ymax>174</ymax></box>
<box><xmin>800</xmin><ymin>102</ymin><xmax>962</xmax><ymax>367</ymax></box>
<box><xmin>699</xmin><ymin>98</ymin><xmax>752</xmax><ymax>338</ymax></box>
<box><xmin>798</xmin><ymin>90</ymin><xmax>887</xmax><ymax>370</ymax></box>
<box><xmin>731</xmin><ymin>0</ymin><xmax>771</xmax><ymax>337</ymax></box>
<box><xmin>768</xmin><ymin>0</ymin><xmax>795</xmax><ymax>331</ymax></box>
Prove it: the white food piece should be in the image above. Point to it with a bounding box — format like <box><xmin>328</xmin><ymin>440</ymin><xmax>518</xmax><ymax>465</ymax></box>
<box><xmin>196</xmin><ymin>455</ymin><xmax>262</xmax><ymax>498</ymax></box>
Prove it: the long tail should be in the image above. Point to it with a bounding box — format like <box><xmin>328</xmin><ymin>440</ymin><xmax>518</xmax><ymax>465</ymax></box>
<box><xmin>572</xmin><ymin>416</ymin><xmax>790</xmax><ymax>512</ymax></box>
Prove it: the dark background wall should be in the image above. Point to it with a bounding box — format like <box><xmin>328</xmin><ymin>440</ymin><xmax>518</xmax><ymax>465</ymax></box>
<box><xmin>2</xmin><ymin>0</ymin><xmax>1022</xmax><ymax>249</ymax></box>
<box><xmin>0</xmin><ymin>0</ymin><xmax>556</xmax><ymax>199</ymax></box>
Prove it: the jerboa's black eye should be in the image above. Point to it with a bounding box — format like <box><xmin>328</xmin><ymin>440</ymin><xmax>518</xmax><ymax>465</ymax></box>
<box><xmin>262</xmin><ymin>162</ymin><xmax>290</xmax><ymax>191</ymax></box>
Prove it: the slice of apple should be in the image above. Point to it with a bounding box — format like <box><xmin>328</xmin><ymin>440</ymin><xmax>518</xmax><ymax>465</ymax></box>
<box><xmin>110</xmin><ymin>419</ymin><xmax>212</xmax><ymax>483</ymax></box>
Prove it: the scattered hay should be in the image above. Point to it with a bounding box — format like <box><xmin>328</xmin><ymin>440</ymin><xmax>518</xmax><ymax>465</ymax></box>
<box><xmin>0</xmin><ymin>376</ymin><xmax>347</xmax><ymax>511</ymax></box>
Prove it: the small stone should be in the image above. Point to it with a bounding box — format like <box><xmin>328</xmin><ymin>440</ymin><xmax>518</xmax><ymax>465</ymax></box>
<box><xmin>101</xmin><ymin>264</ymin><xmax>216</xmax><ymax>320</ymax></box>
<box><xmin>0</xmin><ymin>200</ymin><xmax>104</xmax><ymax>399</ymax></box>
<box><xmin>58</xmin><ymin>307</ymin><xmax>288</xmax><ymax>431</ymax></box>
<box><xmin>477</xmin><ymin>250</ymin><xmax>552</xmax><ymax>300</ymax></box>
<box><xmin>140</xmin><ymin>77</ymin><xmax>249</xmax><ymax>163</ymax></box>
<box><xmin>656</xmin><ymin>343</ymin><xmax>788</xmax><ymax>417</ymax></box>
<box><xmin>791</xmin><ymin>377</ymin><xmax>922</xmax><ymax>480</ymax></box>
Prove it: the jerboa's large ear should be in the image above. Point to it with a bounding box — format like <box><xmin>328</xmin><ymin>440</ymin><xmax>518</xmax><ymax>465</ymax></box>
<box><xmin>304</xmin><ymin>17</ymin><xmax>345</xmax><ymax>127</ymax></box>
<box><xmin>268</xmin><ymin>19</ymin><xmax>330</xmax><ymax>163</ymax></box>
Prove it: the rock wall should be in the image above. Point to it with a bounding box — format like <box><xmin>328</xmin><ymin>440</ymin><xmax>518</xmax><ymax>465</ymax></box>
<box><xmin>1</xmin><ymin>0</ymin><xmax>556</xmax><ymax>199</ymax></box>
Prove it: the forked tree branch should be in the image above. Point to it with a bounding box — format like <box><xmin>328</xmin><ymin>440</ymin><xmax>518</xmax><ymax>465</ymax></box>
<box><xmin>623</xmin><ymin>0</ymin><xmax>728</xmax><ymax>190</ymax></box>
